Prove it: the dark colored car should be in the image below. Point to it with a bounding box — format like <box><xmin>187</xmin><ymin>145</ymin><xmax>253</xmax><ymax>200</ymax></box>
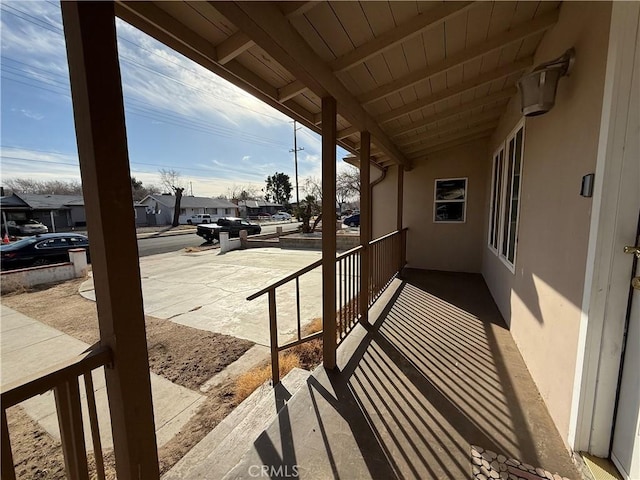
<box><xmin>0</xmin><ymin>233</ymin><xmax>90</xmax><ymax>270</ymax></box>
<box><xmin>343</xmin><ymin>214</ymin><xmax>360</xmax><ymax>227</ymax></box>
<box><xmin>196</xmin><ymin>217</ymin><xmax>262</xmax><ymax>243</ymax></box>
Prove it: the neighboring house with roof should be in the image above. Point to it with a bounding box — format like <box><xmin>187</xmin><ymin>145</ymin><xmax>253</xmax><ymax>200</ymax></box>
<box><xmin>237</xmin><ymin>199</ymin><xmax>283</xmax><ymax>218</ymax></box>
<box><xmin>0</xmin><ymin>193</ymin><xmax>83</xmax><ymax>231</ymax></box>
<box><xmin>0</xmin><ymin>193</ymin><xmax>149</xmax><ymax>231</ymax></box>
<box><xmin>140</xmin><ymin>194</ymin><xmax>238</xmax><ymax>225</ymax></box>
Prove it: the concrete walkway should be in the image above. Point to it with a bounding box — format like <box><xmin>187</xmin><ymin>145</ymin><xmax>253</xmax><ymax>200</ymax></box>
<box><xmin>0</xmin><ymin>305</ymin><xmax>205</xmax><ymax>451</ymax></box>
<box><xmin>80</xmin><ymin>248</ymin><xmax>323</xmax><ymax>347</ymax></box>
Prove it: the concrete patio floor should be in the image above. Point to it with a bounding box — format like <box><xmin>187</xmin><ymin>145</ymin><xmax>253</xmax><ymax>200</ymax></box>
<box><xmin>80</xmin><ymin>248</ymin><xmax>323</xmax><ymax>347</ymax></box>
<box><xmin>223</xmin><ymin>270</ymin><xmax>582</xmax><ymax>480</ymax></box>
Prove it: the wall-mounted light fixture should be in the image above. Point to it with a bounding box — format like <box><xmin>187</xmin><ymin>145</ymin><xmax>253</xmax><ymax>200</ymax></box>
<box><xmin>517</xmin><ymin>48</ymin><xmax>575</xmax><ymax>117</ymax></box>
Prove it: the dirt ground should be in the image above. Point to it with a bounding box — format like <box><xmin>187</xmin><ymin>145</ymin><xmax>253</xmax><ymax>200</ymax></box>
<box><xmin>2</xmin><ymin>278</ymin><xmax>254</xmax><ymax>478</ymax></box>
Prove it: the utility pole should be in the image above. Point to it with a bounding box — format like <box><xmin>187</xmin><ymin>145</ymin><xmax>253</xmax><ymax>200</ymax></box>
<box><xmin>290</xmin><ymin>120</ymin><xmax>304</xmax><ymax>206</ymax></box>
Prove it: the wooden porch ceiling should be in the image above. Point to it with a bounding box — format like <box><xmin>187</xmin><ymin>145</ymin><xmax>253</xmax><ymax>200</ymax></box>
<box><xmin>115</xmin><ymin>1</ymin><xmax>561</xmax><ymax>170</ymax></box>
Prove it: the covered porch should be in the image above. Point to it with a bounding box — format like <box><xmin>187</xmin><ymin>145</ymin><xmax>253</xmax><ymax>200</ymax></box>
<box><xmin>222</xmin><ymin>270</ymin><xmax>579</xmax><ymax>479</ymax></box>
<box><xmin>2</xmin><ymin>1</ymin><xmax>637</xmax><ymax>479</ymax></box>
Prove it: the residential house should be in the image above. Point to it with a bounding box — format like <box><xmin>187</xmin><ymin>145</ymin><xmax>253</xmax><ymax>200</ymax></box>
<box><xmin>0</xmin><ymin>193</ymin><xmax>150</xmax><ymax>230</ymax></box>
<box><xmin>0</xmin><ymin>193</ymin><xmax>83</xmax><ymax>231</ymax></box>
<box><xmin>139</xmin><ymin>194</ymin><xmax>238</xmax><ymax>225</ymax></box>
<box><xmin>2</xmin><ymin>2</ymin><xmax>637</xmax><ymax>480</ymax></box>
<box><xmin>237</xmin><ymin>199</ymin><xmax>283</xmax><ymax>218</ymax></box>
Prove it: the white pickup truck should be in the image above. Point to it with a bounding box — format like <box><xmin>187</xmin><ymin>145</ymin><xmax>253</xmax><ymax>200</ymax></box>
<box><xmin>182</xmin><ymin>214</ymin><xmax>214</xmax><ymax>225</ymax></box>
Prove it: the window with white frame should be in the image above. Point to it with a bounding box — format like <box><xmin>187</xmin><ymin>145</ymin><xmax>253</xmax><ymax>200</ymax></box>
<box><xmin>488</xmin><ymin>148</ymin><xmax>504</xmax><ymax>251</ymax></box>
<box><xmin>434</xmin><ymin>178</ymin><xmax>467</xmax><ymax>223</ymax></box>
<box><xmin>488</xmin><ymin>122</ymin><xmax>525</xmax><ymax>269</ymax></box>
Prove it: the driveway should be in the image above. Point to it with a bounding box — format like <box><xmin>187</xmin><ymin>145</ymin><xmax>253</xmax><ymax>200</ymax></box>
<box><xmin>80</xmin><ymin>247</ymin><xmax>323</xmax><ymax>347</ymax></box>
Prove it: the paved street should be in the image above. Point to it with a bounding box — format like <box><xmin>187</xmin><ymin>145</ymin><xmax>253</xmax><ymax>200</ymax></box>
<box><xmin>136</xmin><ymin>222</ymin><xmax>301</xmax><ymax>257</ymax></box>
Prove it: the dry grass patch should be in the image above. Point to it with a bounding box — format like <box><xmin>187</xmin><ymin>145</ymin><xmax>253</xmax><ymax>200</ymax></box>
<box><xmin>233</xmin><ymin>317</ymin><xmax>325</xmax><ymax>402</ymax></box>
<box><xmin>234</xmin><ymin>353</ymin><xmax>300</xmax><ymax>403</ymax></box>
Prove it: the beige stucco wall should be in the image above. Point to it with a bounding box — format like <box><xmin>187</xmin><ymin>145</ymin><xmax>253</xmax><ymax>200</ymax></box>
<box><xmin>481</xmin><ymin>2</ymin><xmax>612</xmax><ymax>445</ymax></box>
<box><xmin>402</xmin><ymin>139</ymin><xmax>490</xmax><ymax>272</ymax></box>
<box><xmin>371</xmin><ymin>164</ymin><xmax>398</xmax><ymax>239</ymax></box>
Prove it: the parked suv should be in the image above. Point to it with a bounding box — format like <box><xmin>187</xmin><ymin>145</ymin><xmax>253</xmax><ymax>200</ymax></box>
<box><xmin>3</xmin><ymin>220</ymin><xmax>49</xmax><ymax>236</ymax></box>
<box><xmin>271</xmin><ymin>211</ymin><xmax>292</xmax><ymax>221</ymax></box>
<box><xmin>185</xmin><ymin>214</ymin><xmax>212</xmax><ymax>225</ymax></box>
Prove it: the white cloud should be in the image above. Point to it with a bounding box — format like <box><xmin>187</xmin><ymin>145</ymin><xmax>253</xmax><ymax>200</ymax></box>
<box><xmin>242</xmin><ymin>155</ymin><xmax>251</xmax><ymax>162</ymax></box>
<box><xmin>13</xmin><ymin>108</ymin><xmax>44</xmax><ymax>120</ymax></box>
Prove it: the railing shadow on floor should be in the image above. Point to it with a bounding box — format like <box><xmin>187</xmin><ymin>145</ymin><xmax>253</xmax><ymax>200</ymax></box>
<box><xmin>247</xmin><ymin>270</ymin><xmax>562</xmax><ymax>479</ymax></box>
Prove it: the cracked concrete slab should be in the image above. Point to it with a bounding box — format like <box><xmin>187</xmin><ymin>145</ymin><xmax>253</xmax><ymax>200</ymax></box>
<box><xmin>80</xmin><ymin>248</ymin><xmax>324</xmax><ymax>347</ymax></box>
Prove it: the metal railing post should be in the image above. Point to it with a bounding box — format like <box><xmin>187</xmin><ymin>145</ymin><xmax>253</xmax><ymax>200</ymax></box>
<box><xmin>268</xmin><ymin>290</ymin><xmax>280</xmax><ymax>385</ymax></box>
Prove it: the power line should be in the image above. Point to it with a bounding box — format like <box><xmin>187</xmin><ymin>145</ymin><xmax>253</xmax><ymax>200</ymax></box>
<box><xmin>2</xmin><ymin>68</ymin><xmax>290</xmax><ymax>149</ymax></box>
<box><xmin>0</xmin><ymin>150</ymin><xmax>269</xmax><ymax>179</ymax></box>
<box><xmin>1</xmin><ymin>3</ymin><xmax>289</xmax><ymax>124</ymax></box>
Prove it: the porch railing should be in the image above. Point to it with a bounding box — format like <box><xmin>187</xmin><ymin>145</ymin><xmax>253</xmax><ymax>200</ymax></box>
<box><xmin>1</xmin><ymin>346</ymin><xmax>113</xmax><ymax>480</ymax></box>
<box><xmin>247</xmin><ymin>228</ymin><xmax>407</xmax><ymax>384</ymax></box>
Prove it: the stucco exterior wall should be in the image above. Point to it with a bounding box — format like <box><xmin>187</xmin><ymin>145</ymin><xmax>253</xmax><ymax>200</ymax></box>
<box><xmin>371</xmin><ymin>165</ymin><xmax>398</xmax><ymax>239</ymax></box>
<box><xmin>402</xmin><ymin>139</ymin><xmax>490</xmax><ymax>272</ymax></box>
<box><xmin>481</xmin><ymin>2</ymin><xmax>612</xmax><ymax>445</ymax></box>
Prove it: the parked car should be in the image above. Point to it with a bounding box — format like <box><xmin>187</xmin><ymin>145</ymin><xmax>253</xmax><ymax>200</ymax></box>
<box><xmin>343</xmin><ymin>214</ymin><xmax>360</xmax><ymax>227</ymax></box>
<box><xmin>256</xmin><ymin>213</ymin><xmax>272</xmax><ymax>220</ymax></box>
<box><xmin>185</xmin><ymin>214</ymin><xmax>212</xmax><ymax>225</ymax></box>
<box><xmin>271</xmin><ymin>211</ymin><xmax>292</xmax><ymax>221</ymax></box>
<box><xmin>0</xmin><ymin>233</ymin><xmax>89</xmax><ymax>270</ymax></box>
<box><xmin>196</xmin><ymin>217</ymin><xmax>261</xmax><ymax>243</ymax></box>
<box><xmin>3</xmin><ymin>219</ymin><xmax>49</xmax><ymax>236</ymax></box>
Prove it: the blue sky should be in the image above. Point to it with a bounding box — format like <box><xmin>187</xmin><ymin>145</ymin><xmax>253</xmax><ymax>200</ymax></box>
<box><xmin>1</xmin><ymin>1</ymin><xmax>350</xmax><ymax>198</ymax></box>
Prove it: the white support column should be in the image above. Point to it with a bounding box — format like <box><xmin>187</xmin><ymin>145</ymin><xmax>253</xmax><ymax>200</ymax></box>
<box><xmin>61</xmin><ymin>2</ymin><xmax>159</xmax><ymax>478</ymax></box>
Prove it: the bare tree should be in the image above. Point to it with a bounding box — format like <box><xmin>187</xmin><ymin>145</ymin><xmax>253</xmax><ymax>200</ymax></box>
<box><xmin>302</xmin><ymin>176</ymin><xmax>322</xmax><ymax>200</ymax></box>
<box><xmin>159</xmin><ymin>169</ymin><xmax>185</xmax><ymax>227</ymax></box>
<box><xmin>131</xmin><ymin>176</ymin><xmax>160</xmax><ymax>202</ymax></box>
<box><xmin>301</xmin><ymin>165</ymin><xmax>360</xmax><ymax>210</ymax></box>
<box><xmin>337</xmin><ymin>165</ymin><xmax>360</xmax><ymax>200</ymax></box>
<box><xmin>4</xmin><ymin>178</ymin><xmax>83</xmax><ymax>195</ymax></box>
<box><xmin>226</xmin><ymin>184</ymin><xmax>259</xmax><ymax>202</ymax></box>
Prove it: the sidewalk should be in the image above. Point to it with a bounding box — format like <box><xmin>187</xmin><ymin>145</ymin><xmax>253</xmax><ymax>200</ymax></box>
<box><xmin>0</xmin><ymin>305</ymin><xmax>205</xmax><ymax>451</ymax></box>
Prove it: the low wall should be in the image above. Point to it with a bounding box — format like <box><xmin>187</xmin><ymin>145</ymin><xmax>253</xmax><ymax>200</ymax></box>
<box><xmin>219</xmin><ymin>232</ymin><xmax>241</xmax><ymax>254</ymax></box>
<box><xmin>280</xmin><ymin>233</ymin><xmax>360</xmax><ymax>251</ymax></box>
<box><xmin>1</xmin><ymin>249</ymin><xmax>88</xmax><ymax>293</ymax></box>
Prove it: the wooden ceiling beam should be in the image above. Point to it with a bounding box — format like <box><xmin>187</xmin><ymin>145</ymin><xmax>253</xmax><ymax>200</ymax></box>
<box><xmin>376</xmin><ymin>57</ymin><xmax>530</xmax><ymax>124</ymax></box>
<box><xmin>358</xmin><ymin>10</ymin><xmax>558</xmax><ymax>105</ymax></box>
<box><xmin>406</xmin><ymin>124</ymin><xmax>498</xmax><ymax>158</ymax></box>
<box><xmin>414</xmin><ymin>132</ymin><xmax>493</xmax><ymax>160</ymax></box>
<box><xmin>389</xmin><ymin>89</ymin><xmax>512</xmax><ymax>138</ymax></box>
<box><xmin>338</xmin><ymin>125</ymin><xmax>358</xmax><ymax>140</ymax></box>
<box><xmin>216</xmin><ymin>32</ymin><xmax>254</xmax><ymax>64</ymax></box>
<box><xmin>397</xmin><ymin>108</ymin><xmax>504</xmax><ymax>149</ymax></box>
<box><xmin>279</xmin><ymin>2</ymin><xmax>320</xmax><ymax>18</ymax></box>
<box><xmin>278</xmin><ymin>80</ymin><xmax>307</xmax><ymax>102</ymax></box>
<box><xmin>116</xmin><ymin>2</ymin><xmax>344</xmax><ymax>152</ymax></box>
<box><xmin>410</xmin><ymin>132</ymin><xmax>492</xmax><ymax>160</ymax></box>
<box><xmin>330</xmin><ymin>2</ymin><xmax>474</xmax><ymax>73</ymax></box>
<box><xmin>211</xmin><ymin>1</ymin><xmax>412</xmax><ymax>169</ymax></box>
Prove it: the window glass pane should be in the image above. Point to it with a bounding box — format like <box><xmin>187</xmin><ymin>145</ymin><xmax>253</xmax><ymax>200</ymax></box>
<box><xmin>507</xmin><ymin>129</ymin><xmax>524</xmax><ymax>263</ymax></box>
<box><xmin>489</xmin><ymin>150</ymin><xmax>503</xmax><ymax>249</ymax></box>
<box><xmin>436</xmin><ymin>179</ymin><xmax>466</xmax><ymax>200</ymax></box>
<box><xmin>501</xmin><ymin>140</ymin><xmax>515</xmax><ymax>255</ymax></box>
<box><xmin>435</xmin><ymin>203</ymin><xmax>464</xmax><ymax>222</ymax></box>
